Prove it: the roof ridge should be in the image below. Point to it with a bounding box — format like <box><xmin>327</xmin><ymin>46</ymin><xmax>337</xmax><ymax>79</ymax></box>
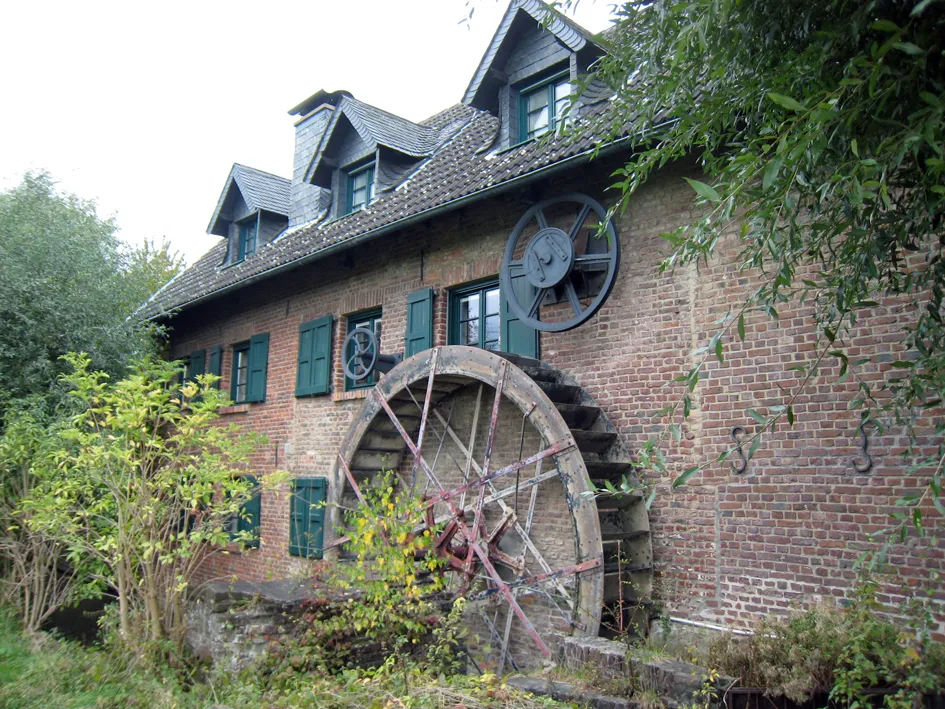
<box><xmin>233</xmin><ymin>163</ymin><xmax>290</xmax><ymax>182</ymax></box>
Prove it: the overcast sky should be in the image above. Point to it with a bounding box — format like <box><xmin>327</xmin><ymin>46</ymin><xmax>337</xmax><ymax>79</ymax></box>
<box><xmin>0</xmin><ymin>1</ymin><xmax>615</xmax><ymax>264</ymax></box>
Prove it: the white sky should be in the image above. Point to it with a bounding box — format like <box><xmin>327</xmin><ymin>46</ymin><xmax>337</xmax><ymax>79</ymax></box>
<box><xmin>0</xmin><ymin>0</ymin><xmax>615</xmax><ymax>265</ymax></box>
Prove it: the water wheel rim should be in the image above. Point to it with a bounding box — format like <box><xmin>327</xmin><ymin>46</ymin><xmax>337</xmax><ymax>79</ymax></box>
<box><xmin>327</xmin><ymin>345</ymin><xmax>605</xmax><ymax>664</ymax></box>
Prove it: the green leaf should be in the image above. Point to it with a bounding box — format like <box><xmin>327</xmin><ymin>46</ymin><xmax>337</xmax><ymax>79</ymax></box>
<box><xmin>715</xmin><ymin>338</ymin><xmax>724</xmax><ymax>363</ymax></box>
<box><xmin>870</xmin><ymin>19</ymin><xmax>900</xmax><ymax>32</ymax></box>
<box><xmin>912</xmin><ymin>0</ymin><xmax>943</xmax><ymax>15</ymax></box>
<box><xmin>920</xmin><ymin>91</ymin><xmax>943</xmax><ymax>108</ymax></box>
<box><xmin>748</xmin><ymin>435</ymin><xmax>762</xmax><ymax>460</ymax></box>
<box><xmin>893</xmin><ymin>42</ymin><xmax>925</xmax><ymax>55</ymax></box>
<box><xmin>747</xmin><ymin>409</ymin><xmax>766</xmax><ymax>425</ymax></box>
<box><xmin>683</xmin><ymin>177</ymin><xmax>722</xmax><ymax>203</ymax></box>
<box><xmin>850</xmin><ymin>139</ymin><xmax>859</xmax><ymax>158</ymax></box>
<box><xmin>673</xmin><ymin>466</ymin><xmax>701</xmax><ymax>488</ymax></box>
<box><xmin>737</xmin><ymin>313</ymin><xmax>746</xmax><ymax>341</ymax></box>
<box><xmin>787</xmin><ymin>405</ymin><xmax>794</xmax><ymax>425</ymax></box>
<box><xmin>763</xmin><ymin>156</ymin><xmax>784</xmax><ymax>191</ymax></box>
<box><xmin>767</xmin><ymin>92</ymin><xmax>806</xmax><ymax>112</ymax></box>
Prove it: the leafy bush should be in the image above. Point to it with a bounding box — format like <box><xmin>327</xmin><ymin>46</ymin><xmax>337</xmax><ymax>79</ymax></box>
<box><xmin>706</xmin><ymin>582</ymin><xmax>945</xmax><ymax>706</ymax></box>
<box><xmin>18</xmin><ymin>354</ymin><xmax>275</xmax><ymax>653</ymax></box>
<box><xmin>265</xmin><ymin>471</ymin><xmax>456</xmax><ymax>680</ymax></box>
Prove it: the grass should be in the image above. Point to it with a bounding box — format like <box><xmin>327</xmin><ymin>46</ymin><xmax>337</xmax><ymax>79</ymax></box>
<box><xmin>0</xmin><ymin>609</ymin><xmax>577</xmax><ymax>709</ymax></box>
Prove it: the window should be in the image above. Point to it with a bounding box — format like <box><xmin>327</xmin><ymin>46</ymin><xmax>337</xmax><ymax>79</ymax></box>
<box><xmin>228</xmin><ymin>475</ymin><xmax>261</xmax><ymax>549</ymax></box>
<box><xmin>345</xmin><ymin>162</ymin><xmax>375</xmax><ymax>214</ymax></box>
<box><xmin>519</xmin><ymin>73</ymin><xmax>570</xmax><ymax>141</ymax></box>
<box><xmin>238</xmin><ymin>218</ymin><xmax>257</xmax><ymax>260</ymax></box>
<box><xmin>450</xmin><ymin>281</ymin><xmax>501</xmax><ymax>352</ymax></box>
<box><xmin>289</xmin><ymin>478</ymin><xmax>326</xmax><ymax>558</ymax></box>
<box><xmin>345</xmin><ymin>309</ymin><xmax>382</xmax><ymax>391</ymax></box>
<box><xmin>231</xmin><ymin>342</ymin><xmax>250</xmax><ymax>403</ymax></box>
<box><xmin>449</xmin><ymin>279</ymin><xmax>538</xmax><ymax>358</ymax></box>
<box><xmin>230</xmin><ymin>333</ymin><xmax>269</xmax><ymax>404</ymax></box>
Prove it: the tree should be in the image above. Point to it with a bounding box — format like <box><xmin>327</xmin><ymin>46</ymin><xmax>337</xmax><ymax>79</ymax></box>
<box><xmin>0</xmin><ymin>172</ymin><xmax>183</xmax><ymax>414</ymax></box>
<box><xmin>21</xmin><ymin>355</ymin><xmax>273</xmax><ymax>650</ymax></box>
<box><xmin>579</xmin><ymin>0</ymin><xmax>945</xmax><ymax>542</ymax></box>
<box><xmin>121</xmin><ymin>237</ymin><xmax>186</xmax><ymax>314</ymax></box>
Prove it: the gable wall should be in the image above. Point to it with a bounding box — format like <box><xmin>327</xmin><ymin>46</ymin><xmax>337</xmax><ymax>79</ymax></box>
<box><xmin>505</xmin><ymin>23</ymin><xmax>571</xmax><ymax>85</ymax></box>
<box><xmin>169</xmin><ymin>154</ymin><xmax>945</xmax><ymax>635</ymax></box>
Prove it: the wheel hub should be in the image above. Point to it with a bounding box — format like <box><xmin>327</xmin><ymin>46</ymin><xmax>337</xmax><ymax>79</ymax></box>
<box><xmin>524</xmin><ymin>227</ymin><xmax>574</xmax><ymax>289</ymax></box>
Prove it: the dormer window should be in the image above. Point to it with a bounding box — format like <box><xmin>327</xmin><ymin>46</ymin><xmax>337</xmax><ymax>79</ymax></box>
<box><xmin>238</xmin><ymin>219</ymin><xmax>257</xmax><ymax>260</ymax></box>
<box><xmin>519</xmin><ymin>73</ymin><xmax>570</xmax><ymax>141</ymax></box>
<box><xmin>345</xmin><ymin>162</ymin><xmax>375</xmax><ymax>214</ymax></box>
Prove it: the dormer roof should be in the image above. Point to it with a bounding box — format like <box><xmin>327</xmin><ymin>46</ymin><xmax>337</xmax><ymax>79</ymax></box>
<box><xmin>462</xmin><ymin>0</ymin><xmax>601</xmax><ymax>110</ymax></box>
<box><xmin>304</xmin><ymin>96</ymin><xmax>442</xmax><ymax>187</ymax></box>
<box><xmin>207</xmin><ymin>163</ymin><xmax>291</xmax><ymax>236</ymax></box>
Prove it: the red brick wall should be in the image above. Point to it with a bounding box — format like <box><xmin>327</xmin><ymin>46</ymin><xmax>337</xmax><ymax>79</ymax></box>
<box><xmin>170</xmin><ymin>155</ymin><xmax>944</xmax><ymax>634</ymax></box>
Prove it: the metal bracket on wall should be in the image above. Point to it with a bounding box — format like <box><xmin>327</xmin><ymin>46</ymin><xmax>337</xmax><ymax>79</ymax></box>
<box><xmin>730</xmin><ymin>425</ymin><xmax>749</xmax><ymax>474</ymax></box>
<box><xmin>852</xmin><ymin>421</ymin><xmax>875</xmax><ymax>474</ymax></box>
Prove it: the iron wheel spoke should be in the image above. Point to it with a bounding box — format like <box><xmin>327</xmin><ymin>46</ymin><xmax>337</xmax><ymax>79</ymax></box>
<box><xmin>572</xmin><ymin>253</ymin><xmax>613</xmax><ymax>271</ymax></box>
<box><xmin>563</xmin><ymin>280</ymin><xmax>583</xmax><ymax>316</ymax></box>
<box><xmin>568</xmin><ymin>204</ymin><xmax>592</xmax><ymax>242</ymax></box>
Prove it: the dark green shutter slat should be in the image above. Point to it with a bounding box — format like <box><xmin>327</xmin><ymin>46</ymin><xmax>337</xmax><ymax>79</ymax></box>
<box><xmin>501</xmin><ymin>276</ymin><xmax>539</xmax><ymax>358</ymax></box>
<box><xmin>238</xmin><ymin>475</ymin><xmax>261</xmax><ymax>549</ymax></box>
<box><xmin>296</xmin><ymin>316</ymin><xmax>332</xmax><ymax>397</ymax></box>
<box><xmin>187</xmin><ymin>349</ymin><xmax>206</xmax><ymax>381</ymax></box>
<box><xmin>289</xmin><ymin>478</ymin><xmax>326</xmax><ymax>558</ymax></box>
<box><xmin>308</xmin><ymin>479</ymin><xmax>326</xmax><ymax>558</ymax></box>
<box><xmin>405</xmin><ymin>288</ymin><xmax>434</xmax><ymax>358</ymax></box>
<box><xmin>207</xmin><ymin>346</ymin><xmax>223</xmax><ymax>388</ymax></box>
<box><xmin>296</xmin><ymin>322</ymin><xmax>316</xmax><ymax>395</ymax></box>
<box><xmin>246</xmin><ymin>333</ymin><xmax>269</xmax><ymax>402</ymax></box>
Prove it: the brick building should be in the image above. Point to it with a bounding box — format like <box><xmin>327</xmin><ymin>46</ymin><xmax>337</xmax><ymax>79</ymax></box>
<box><xmin>143</xmin><ymin>0</ymin><xmax>944</xmax><ymax>663</ymax></box>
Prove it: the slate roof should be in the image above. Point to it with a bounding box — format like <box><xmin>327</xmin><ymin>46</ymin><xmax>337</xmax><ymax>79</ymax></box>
<box><xmin>139</xmin><ymin>82</ymin><xmax>664</xmax><ymax>321</ymax></box>
<box><xmin>206</xmin><ymin>164</ymin><xmax>291</xmax><ymax>235</ymax></box>
<box><xmin>305</xmin><ymin>96</ymin><xmax>452</xmax><ymax>185</ymax></box>
<box><xmin>463</xmin><ymin>0</ymin><xmax>600</xmax><ymax>108</ymax></box>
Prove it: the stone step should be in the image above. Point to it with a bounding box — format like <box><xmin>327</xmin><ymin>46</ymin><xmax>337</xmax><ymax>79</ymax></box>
<box><xmin>585</xmin><ymin>461</ymin><xmax>634</xmax><ymax>482</ymax></box>
<box><xmin>556</xmin><ymin>402</ymin><xmax>600</xmax><ymax>430</ymax></box>
<box><xmin>595</xmin><ymin>490</ymin><xmax>644</xmax><ymax>511</ymax></box>
<box><xmin>534</xmin><ymin>380</ymin><xmax>582</xmax><ymax>404</ymax></box>
<box><xmin>572</xmin><ymin>430</ymin><xmax>617</xmax><ymax>454</ymax></box>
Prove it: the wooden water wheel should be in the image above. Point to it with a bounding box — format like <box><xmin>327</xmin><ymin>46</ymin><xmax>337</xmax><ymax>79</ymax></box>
<box><xmin>327</xmin><ymin>345</ymin><xmax>652</xmax><ymax>670</ymax></box>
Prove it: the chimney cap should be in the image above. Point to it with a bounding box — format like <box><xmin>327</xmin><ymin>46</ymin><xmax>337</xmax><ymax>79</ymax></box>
<box><xmin>288</xmin><ymin>89</ymin><xmax>352</xmax><ymax>118</ymax></box>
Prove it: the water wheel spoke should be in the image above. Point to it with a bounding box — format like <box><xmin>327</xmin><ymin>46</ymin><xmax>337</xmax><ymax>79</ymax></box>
<box><xmin>375</xmin><ymin>392</ymin><xmax>466</xmax><ymax>522</ymax></box>
<box><xmin>535</xmin><ymin>208</ymin><xmax>548</xmax><ymax>231</ymax></box>
<box><xmin>410</xmin><ymin>348</ymin><xmax>439</xmax><ymax>489</ymax></box>
<box><xmin>431</xmin><ymin>407</ymin><xmax>576</xmax><ymax>605</ymax></box>
<box><xmin>473</xmin><ymin>544</ymin><xmax>551</xmax><ymax>658</ymax></box>
<box><xmin>459</xmin><ymin>384</ymin><xmax>483</xmax><ymax>510</ymax></box>
<box><xmin>507</xmin><ymin>259</ymin><xmax>525</xmax><ymax>272</ymax></box>
<box><xmin>568</xmin><ymin>204</ymin><xmax>592</xmax><ymax>242</ymax></box>
<box><xmin>470</xmin><ymin>361</ymin><xmax>508</xmax><ymax>544</ymax></box>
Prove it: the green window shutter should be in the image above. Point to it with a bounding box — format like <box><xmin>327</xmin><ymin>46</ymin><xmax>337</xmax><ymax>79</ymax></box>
<box><xmin>187</xmin><ymin>349</ymin><xmax>206</xmax><ymax>381</ymax></box>
<box><xmin>501</xmin><ymin>275</ymin><xmax>539</xmax><ymax>358</ymax></box>
<box><xmin>289</xmin><ymin>478</ymin><xmax>326</xmax><ymax>558</ymax></box>
<box><xmin>296</xmin><ymin>316</ymin><xmax>333</xmax><ymax>396</ymax></box>
<box><xmin>405</xmin><ymin>287</ymin><xmax>434</xmax><ymax>358</ymax></box>
<box><xmin>237</xmin><ymin>475</ymin><xmax>261</xmax><ymax>549</ymax></box>
<box><xmin>207</xmin><ymin>345</ymin><xmax>223</xmax><ymax>388</ymax></box>
<box><xmin>246</xmin><ymin>333</ymin><xmax>270</xmax><ymax>403</ymax></box>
